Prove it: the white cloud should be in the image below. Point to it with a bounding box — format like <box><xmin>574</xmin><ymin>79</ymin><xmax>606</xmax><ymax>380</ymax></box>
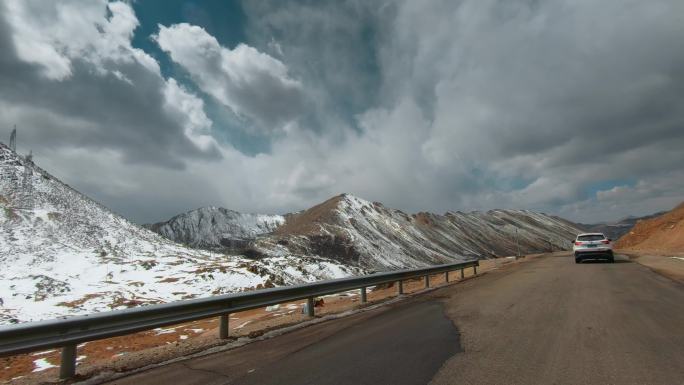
<box><xmin>155</xmin><ymin>23</ymin><xmax>305</xmax><ymax>132</ymax></box>
<box><xmin>0</xmin><ymin>0</ymin><xmax>218</xmax><ymax>169</ymax></box>
<box><xmin>4</xmin><ymin>0</ymin><xmax>159</xmax><ymax>79</ymax></box>
<box><xmin>163</xmin><ymin>78</ymin><xmax>217</xmax><ymax>151</ymax></box>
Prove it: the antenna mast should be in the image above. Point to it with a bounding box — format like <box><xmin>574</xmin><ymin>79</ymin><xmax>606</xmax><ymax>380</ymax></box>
<box><xmin>9</xmin><ymin>125</ymin><xmax>16</xmax><ymax>151</ymax></box>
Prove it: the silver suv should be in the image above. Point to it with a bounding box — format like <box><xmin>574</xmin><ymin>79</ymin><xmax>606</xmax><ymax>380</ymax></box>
<box><xmin>573</xmin><ymin>233</ymin><xmax>614</xmax><ymax>263</ymax></box>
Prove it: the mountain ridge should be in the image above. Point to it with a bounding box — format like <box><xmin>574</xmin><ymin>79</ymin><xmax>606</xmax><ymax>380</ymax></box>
<box><xmin>577</xmin><ymin>211</ymin><xmax>668</xmax><ymax>240</ymax></box>
<box><xmin>150</xmin><ymin>193</ymin><xmax>585</xmax><ymax>270</ymax></box>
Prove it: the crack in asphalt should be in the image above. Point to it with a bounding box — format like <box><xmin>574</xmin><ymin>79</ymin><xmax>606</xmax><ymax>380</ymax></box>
<box><xmin>178</xmin><ymin>361</ymin><xmax>232</xmax><ymax>381</ymax></box>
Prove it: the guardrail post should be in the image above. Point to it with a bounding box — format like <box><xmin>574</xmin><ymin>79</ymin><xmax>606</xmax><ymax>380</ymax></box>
<box><xmin>307</xmin><ymin>297</ymin><xmax>315</xmax><ymax>317</ymax></box>
<box><xmin>445</xmin><ymin>271</ymin><xmax>449</xmax><ymax>282</ymax></box>
<box><xmin>398</xmin><ymin>280</ymin><xmax>404</xmax><ymax>295</ymax></box>
<box><xmin>219</xmin><ymin>314</ymin><xmax>230</xmax><ymax>339</ymax></box>
<box><xmin>425</xmin><ymin>275</ymin><xmax>430</xmax><ymax>288</ymax></box>
<box><xmin>59</xmin><ymin>344</ymin><xmax>76</xmax><ymax>379</ymax></box>
<box><xmin>474</xmin><ymin>265</ymin><xmax>478</xmax><ymax>275</ymax></box>
<box><xmin>460</xmin><ymin>268</ymin><xmax>464</xmax><ymax>279</ymax></box>
<box><xmin>360</xmin><ymin>287</ymin><xmax>367</xmax><ymax>303</ymax></box>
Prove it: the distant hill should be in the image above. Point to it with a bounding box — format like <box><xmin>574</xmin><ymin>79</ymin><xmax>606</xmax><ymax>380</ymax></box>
<box><xmin>152</xmin><ymin>194</ymin><xmax>584</xmax><ymax>270</ymax></box>
<box><xmin>145</xmin><ymin>207</ymin><xmax>284</xmax><ymax>249</ymax></box>
<box><xmin>577</xmin><ymin>212</ymin><xmax>667</xmax><ymax>240</ymax></box>
<box><xmin>615</xmin><ymin>202</ymin><xmax>684</xmax><ymax>253</ymax></box>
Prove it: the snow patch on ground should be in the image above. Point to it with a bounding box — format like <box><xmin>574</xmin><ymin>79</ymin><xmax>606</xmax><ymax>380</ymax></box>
<box><xmin>32</xmin><ymin>358</ymin><xmax>57</xmax><ymax>372</ymax></box>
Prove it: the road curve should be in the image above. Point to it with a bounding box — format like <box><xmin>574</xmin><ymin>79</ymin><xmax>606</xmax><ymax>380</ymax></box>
<box><xmin>107</xmin><ymin>254</ymin><xmax>684</xmax><ymax>385</ymax></box>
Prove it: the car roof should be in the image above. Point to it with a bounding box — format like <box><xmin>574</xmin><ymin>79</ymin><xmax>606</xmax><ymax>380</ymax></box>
<box><xmin>576</xmin><ymin>233</ymin><xmax>606</xmax><ymax>237</ymax></box>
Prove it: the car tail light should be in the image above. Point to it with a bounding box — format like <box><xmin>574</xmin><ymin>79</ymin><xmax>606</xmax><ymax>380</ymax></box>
<box><xmin>574</xmin><ymin>241</ymin><xmax>582</xmax><ymax>246</ymax></box>
<box><xmin>601</xmin><ymin>240</ymin><xmax>610</xmax><ymax>244</ymax></box>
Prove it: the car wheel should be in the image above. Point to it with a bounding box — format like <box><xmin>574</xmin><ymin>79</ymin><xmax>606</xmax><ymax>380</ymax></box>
<box><xmin>575</xmin><ymin>258</ymin><xmax>581</xmax><ymax>264</ymax></box>
<box><xmin>608</xmin><ymin>257</ymin><xmax>615</xmax><ymax>263</ymax></box>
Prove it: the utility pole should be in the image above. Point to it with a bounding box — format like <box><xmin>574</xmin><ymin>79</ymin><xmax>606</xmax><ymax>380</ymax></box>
<box><xmin>516</xmin><ymin>228</ymin><xmax>521</xmax><ymax>258</ymax></box>
<box><xmin>22</xmin><ymin>150</ymin><xmax>34</xmax><ymax>210</ymax></box>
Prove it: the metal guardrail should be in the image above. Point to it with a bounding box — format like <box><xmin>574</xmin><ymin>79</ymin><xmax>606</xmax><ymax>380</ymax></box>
<box><xmin>0</xmin><ymin>259</ymin><xmax>478</xmax><ymax>379</ymax></box>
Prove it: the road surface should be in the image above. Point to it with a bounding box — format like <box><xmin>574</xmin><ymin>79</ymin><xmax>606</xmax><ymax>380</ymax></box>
<box><xmin>107</xmin><ymin>254</ymin><xmax>684</xmax><ymax>385</ymax></box>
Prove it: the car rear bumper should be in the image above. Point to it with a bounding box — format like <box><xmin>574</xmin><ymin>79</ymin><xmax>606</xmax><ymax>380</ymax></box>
<box><xmin>575</xmin><ymin>250</ymin><xmax>613</xmax><ymax>258</ymax></box>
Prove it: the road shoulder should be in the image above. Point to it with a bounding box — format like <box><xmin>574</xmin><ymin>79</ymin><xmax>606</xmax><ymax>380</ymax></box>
<box><xmin>619</xmin><ymin>250</ymin><xmax>684</xmax><ymax>283</ymax></box>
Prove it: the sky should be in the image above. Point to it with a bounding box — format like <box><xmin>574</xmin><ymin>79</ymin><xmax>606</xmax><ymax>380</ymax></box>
<box><xmin>1</xmin><ymin>0</ymin><xmax>683</xmax><ymax>224</ymax></box>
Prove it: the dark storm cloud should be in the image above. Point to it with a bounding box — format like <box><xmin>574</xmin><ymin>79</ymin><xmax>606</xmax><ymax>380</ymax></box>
<box><xmin>242</xmin><ymin>0</ymin><xmax>388</xmax><ymax>131</ymax></box>
<box><xmin>241</xmin><ymin>0</ymin><xmax>684</xmax><ymax>222</ymax></box>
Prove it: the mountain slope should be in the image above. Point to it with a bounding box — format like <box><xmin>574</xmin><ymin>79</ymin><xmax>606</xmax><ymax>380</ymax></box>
<box><xmin>577</xmin><ymin>212</ymin><xmax>667</xmax><ymax>240</ymax></box>
<box><xmin>145</xmin><ymin>207</ymin><xmax>284</xmax><ymax>248</ymax></box>
<box><xmin>615</xmin><ymin>202</ymin><xmax>684</xmax><ymax>253</ymax></box>
<box><xmin>0</xmin><ymin>144</ymin><xmax>361</xmax><ymax>324</ymax></box>
<box><xmin>246</xmin><ymin>194</ymin><xmax>583</xmax><ymax>270</ymax></box>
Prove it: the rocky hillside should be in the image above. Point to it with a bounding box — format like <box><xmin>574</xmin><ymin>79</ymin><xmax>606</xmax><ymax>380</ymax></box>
<box><xmin>0</xmin><ymin>144</ymin><xmax>362</xmax><ymax>324</ymax></box>
<box><xmin>243</xmin><ymin>194</ymin><xmax>583</xmax><ymax>270</ymax></box>
<box><xmin>578</xmin><ymin>212</ymin><xmax>667</xmax><ymax>240</ymax></box>
<box><xmin>615</xmin><ymin>202</ymin><xmax>684</xmax><ymax>253</ymax></box>
<box><xmin>145</xmin><ymin>207</ymin><xmax>284</xmax><ymax>249</ymax></box>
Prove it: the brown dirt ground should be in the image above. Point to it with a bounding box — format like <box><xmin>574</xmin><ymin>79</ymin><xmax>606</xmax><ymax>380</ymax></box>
<box><xmin>274</xmin><ymin>195</ymin><xmax>344</xmax><ymax>236</ymax></box>
<box><xmin>0</xmin><ymin>254</ymin><xmax>550</xmax><ymax>384</ymax></box>
<box><xmin>615</xmin><ymin>201</ymin><xmax>684</xmax><ymax>252</ymax></box>
<box><xmin>412</xmin><ymin>212</ymin><xmax>433</xmax><ymax>226</ymax></box>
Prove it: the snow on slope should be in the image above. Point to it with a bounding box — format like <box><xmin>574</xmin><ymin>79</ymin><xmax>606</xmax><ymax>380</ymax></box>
<box><xmin>145</xmin><ymin>207</ymin><xmax>284</xmax><ymax>248</ymax></box>
<box><xmin>0</xmin><ymin>144</ymin><xmax>361</xmax><ymax>324</ymax></box>
<box><xmin>250</xmin><ymin>194</ymin><xmax>583</xmax><ymax>270</ymax></box>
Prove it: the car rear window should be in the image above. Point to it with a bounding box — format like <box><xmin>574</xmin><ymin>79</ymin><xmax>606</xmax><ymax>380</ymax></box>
<box><xmin>577</xmin><ymin>234</ymin><xmax>605</xmax><ymax>241</ymax></box>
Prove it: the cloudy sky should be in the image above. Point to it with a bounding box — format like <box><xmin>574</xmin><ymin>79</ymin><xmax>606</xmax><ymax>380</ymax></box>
<box><xmin>1</xmin><ymin>0</ymin><xmax>683</xmax><ymax>224</ymax></box>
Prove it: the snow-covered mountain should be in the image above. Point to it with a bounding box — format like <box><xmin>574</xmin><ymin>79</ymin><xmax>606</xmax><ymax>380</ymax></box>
<box><xmin>245</xmin><ymin>194</ymin><xmax>583</xmax><ymax>270</ymax></box>
<box><xmin>145</xmin><ymin>207</ymin><xmax>284</xmax><ymax>249</ymax></box>
<box><xmin>0</xmin><ymin>144</ymin><xmax>361</xmax><ymax>324</ymax></box>
<box><xmin>147</xmin><ymin>195</ymin><xmax>583</xmax><ymax>271</ymax></box>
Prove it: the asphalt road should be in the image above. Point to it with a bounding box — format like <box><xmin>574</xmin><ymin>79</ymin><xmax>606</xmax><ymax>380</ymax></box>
<box><xmin>108</xmin><ymin>254</ymin><xmax>684</xmax><ymax>385</ymax></box>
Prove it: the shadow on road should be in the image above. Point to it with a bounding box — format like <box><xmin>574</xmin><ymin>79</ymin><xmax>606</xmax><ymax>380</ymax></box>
<box><xmin>579</xmin><ymin>259</ymin><xmax>631</xmax><ymax>264</ymax></box>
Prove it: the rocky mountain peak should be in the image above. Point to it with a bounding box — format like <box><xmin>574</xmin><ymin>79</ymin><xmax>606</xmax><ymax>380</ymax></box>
<box><xmin>146</xmin><ymin>206</ymin><xmax>285</xmax><ymax>249</ymax></box>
